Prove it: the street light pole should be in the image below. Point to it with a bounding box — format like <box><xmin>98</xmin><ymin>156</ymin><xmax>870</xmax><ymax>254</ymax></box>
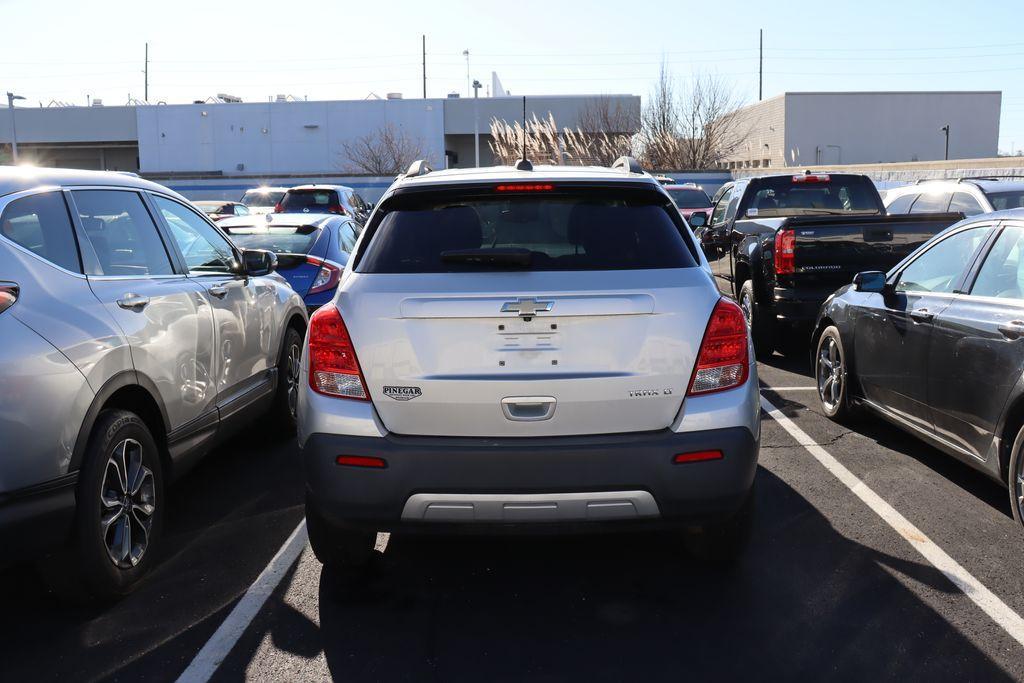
<box><xmin>941</xmin><ymin>124</ymin><xmax>950</xmax><ymax>161</ymax></box>
<box><xmin>6</xmin><ymin>92</ymin><xmax>25</xmax><ymax>165</ymax></box>
<box><xmin>462</xmin><ymin>49</ymin><xmax>471</xmax><ymax>98</ymax></box>
<box><xmin>472</xmin><ymin>79</ymin><xmax>482</xmax><ymax>168</ymax></box>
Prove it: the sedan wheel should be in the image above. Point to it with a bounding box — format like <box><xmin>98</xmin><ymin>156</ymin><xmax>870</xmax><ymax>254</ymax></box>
<box><xmin>815</xmin><ymin>326</ymin><xmax>856</xmax><ymax>421</ymax></box>
<box><xmin>286</xmin><ymin>340</ymin><xmax>301</xmax><ymax>420</ymax></box>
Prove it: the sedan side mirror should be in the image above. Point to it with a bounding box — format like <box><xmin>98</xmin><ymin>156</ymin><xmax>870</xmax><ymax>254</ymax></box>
<box><xmin>689</xmin><ymin>211</ymin><xmax>708</xmax><ymax>228</ymax></box>
<box><xmin>853</xmin><ymin>270</ymin><xmax>887</xmax><ymax>293</ymax></box>
<box><xmin>241</xmin><ymin>248</ymin><xmax>277</xmax><ymax>276</ymax></box>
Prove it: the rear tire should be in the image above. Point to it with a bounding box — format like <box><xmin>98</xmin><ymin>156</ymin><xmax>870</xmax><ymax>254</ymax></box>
<box><xmin>740</xmin><ymin>280</ymin><xmax>775</xmax><ymax>359</ymax></box>
<box><xmin>272</xmin><ymin>326</ymin><xmax>303</xmax><ymax>432</ymax></box>
<box><xmin>682</xmin><ymin>482</ymin><xmax>755</xmax><ymax>567</ymax></box>
<box><xmin>41</xmin><ymin>410</ymin><xmax>164</xmax><ymax>603</ymax></box>
<box><xmin>305</xmin><ymin>495</ymin><xmax>377</xmax><ymax>570</ymax></box>
<box><xmin>814</xmin><ymin>326</ymin><xmax>858</xmax><ymax>422</ymax></box>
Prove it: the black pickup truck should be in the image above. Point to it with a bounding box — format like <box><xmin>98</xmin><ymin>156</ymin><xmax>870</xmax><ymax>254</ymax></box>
<box><xmin>694</xmin><ymin>172</ymin><xmax>964</xmax><ymax>357</ymax></box>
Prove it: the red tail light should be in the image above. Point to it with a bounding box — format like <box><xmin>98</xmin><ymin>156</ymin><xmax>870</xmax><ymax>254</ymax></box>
<box><xmin>306</xmin><ymin>256</ymin><xmax>341</xmax><ymax>295</ymax></box>
<box><xmin>308</xmin><ymin>304</ymin><xmax>368</xmax><ymax>400</ymax></box>
<box><xmin>327</xmin><ymin>204</ymin><xmax>348</xmax><ymax>216</ymax></box>
<box><xmin>774</xmin><ymin>229</ymin><xmax>795</xmax><ymax>275</ymax></box>
<box><xmin>495</xmin><ymin>184</ymin><xmax>554</xmax><ymax>192</ymax></box>
<box><xmin>0</xmin><ymin>283</ymin><xmax>18</xmax><ymax>315</ymax></box>
<box><xmin>687</xmin><ymin>298</ymin><xmax>749</xmax><ymax>396</ymax></box>
<box><xmin>273</xmin><ymin>202</ymin><xmax>283</xmax><ymax>213</ymax></box>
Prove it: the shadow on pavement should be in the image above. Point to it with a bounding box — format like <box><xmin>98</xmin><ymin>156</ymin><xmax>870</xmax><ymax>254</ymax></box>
<box><xmin>0</xmin><ymin>420</ymin><xmax>305</xmax><ymax>683</ymax></box>
<box><xmin>274</xmin><ymin>467</ymin><xmax>1017</xmax><ymax>682</ymax></box>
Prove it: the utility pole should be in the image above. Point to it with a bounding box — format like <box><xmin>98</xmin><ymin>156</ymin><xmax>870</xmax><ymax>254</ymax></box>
<box><xmin>422</xmin><ymin>35</ymin><xmax>427</xmax><ymax>98</ymax></box>
<box><xmin>758</xmin><ymin>29</ymin><xmax>763</xmax><ymax>101</ymax></box>
<box><xmin>472</xmin><ymin>79</ymin><xmax>482</xmax><ymax>167</ymax></box>
<box><xmin>941</xmin><ymin>124</ymin><xmax>950</xmax><ymax>160</ymax></box>
<box><xmin>6</xmin><ymin>92</ymin><xmax>25</xmax><ymax>164</ymax></box>
<box><xmin>463</xmin><ymin>49</ymin><xmax>471</xmax><ymax>97</ymax></box>
<box><xmin>144</xmin><ymin>42</ymin><xmax>149</xmax><ymax>102</ymax></box>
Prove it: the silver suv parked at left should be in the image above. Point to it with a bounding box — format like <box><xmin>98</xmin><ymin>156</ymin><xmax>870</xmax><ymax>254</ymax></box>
<box><xmin>0</xmin><ymin>167</ymin><xmax>307</xmax><ymax>600</ymax></box>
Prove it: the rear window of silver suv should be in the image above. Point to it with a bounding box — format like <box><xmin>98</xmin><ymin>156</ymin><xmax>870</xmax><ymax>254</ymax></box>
<box><xmin>355</xmin><ymin>186</ymin><xmax>698</xmax><ymax>273</ymax></box>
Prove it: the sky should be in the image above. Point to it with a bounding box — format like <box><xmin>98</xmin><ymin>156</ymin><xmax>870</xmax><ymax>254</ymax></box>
<box><xmin>3</xmin><ymin>0</ymin><xmax>1024</xmax><ymax>153</ymax></box>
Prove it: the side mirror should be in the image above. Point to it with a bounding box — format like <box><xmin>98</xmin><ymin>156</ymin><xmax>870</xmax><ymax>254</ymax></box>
<box><xmin>853</xmin><ymin>270</ymin><xmax>887</xmax><ymax>293</ymax></box>
<box><xmin>240</xmin><ymin>248</ymin><xmax>277</xmax><ymax>276</ymax></box>
<box><xmin>689</xmin><ymin>211</ymin><xmax>708</xmax><ymax>228</ymax></box>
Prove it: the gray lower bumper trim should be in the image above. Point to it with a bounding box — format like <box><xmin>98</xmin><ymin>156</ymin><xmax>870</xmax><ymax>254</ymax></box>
<box><xmin>401</xmin><ymin>491</ymin><xmax>660</xmax><ymax>523</ymax></box>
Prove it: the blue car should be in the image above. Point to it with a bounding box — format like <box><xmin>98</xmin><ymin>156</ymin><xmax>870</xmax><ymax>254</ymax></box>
<box><xmin>219</xmin><ymin>213</ymin><xmax>359</xmax><ymax>314</ymax></box>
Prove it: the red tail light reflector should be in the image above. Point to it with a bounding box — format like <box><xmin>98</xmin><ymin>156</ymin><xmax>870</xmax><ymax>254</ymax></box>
<box><xmin>495</xmin><ymin>184</ymin><xmax>554</xmax><ymax>192</ymax></box>
<box><xmin>687</xmin><ymin>298</ymin><xmax>749</xmax><ymax>396</ymax></box>
<box><xmin>306</xmin><ymin>256</ymin><xmax>342</xmax><ymax>295</ymax></box>
<box><xmin>308</xmin><ymin>304</ymin><xmax>368</xmax><ymax>400</ymax></box>
<box><xmin>336</xmin><ymin>455</ymin><xmax>387</xmax><ymax>468</ymax></box>
<box><xmin>0</xmin><ymin>283</ymin><xmax>18</xmax><ymax>315</ymax></box>
<box><xmin>774</xmin><ymin>229</ymin><xmax>795</xmax><ymax>275</ymax></box>
<box><xmin>674</xmin><ymin>450</ymin><xmax>723</xmax><ymax>464</ymax></box>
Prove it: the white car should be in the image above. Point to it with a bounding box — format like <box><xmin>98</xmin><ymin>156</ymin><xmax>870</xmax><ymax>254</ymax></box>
<box><xmin>240</xmin><ymin>186</ymin><xmax>289</xmax><ymax>215</ymax></box>
<box><xmin>297</xmin><ymin>158</ymin><xmax>761</xmax><ymax>569</ymax></box>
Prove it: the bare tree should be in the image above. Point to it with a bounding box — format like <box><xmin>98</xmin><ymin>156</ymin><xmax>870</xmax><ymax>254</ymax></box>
<box><xmin>638</xmin><ymin>63</ymin><xmax>750</xmax><ymax>170</ymax></box>
<box><xmin>340</xmin><ymin>123</ymin><xmax>426</xmax><ymax>175</ymax></box>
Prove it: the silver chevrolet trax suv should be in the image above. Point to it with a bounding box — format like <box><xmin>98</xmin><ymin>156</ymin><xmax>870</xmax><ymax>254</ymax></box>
<box><xmin>0</xmin><ymin>167</ymin><xmax>307</xmax><ymax>600</ymax></box>
<box><xmin>298</xmin><ymin>158</ymin><xmax>760</xmax><ymax>568</ymax></box>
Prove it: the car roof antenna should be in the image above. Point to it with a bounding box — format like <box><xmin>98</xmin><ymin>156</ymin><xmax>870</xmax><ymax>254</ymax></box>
<box><xmin>515</xmin><ymin>95</ymin><xmax>533</xmax><ymax>171</ymax></box>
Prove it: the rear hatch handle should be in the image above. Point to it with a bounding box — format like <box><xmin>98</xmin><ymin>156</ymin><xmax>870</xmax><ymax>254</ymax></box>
<box><xmin>501</xmin><ymin>396</ymin><xmax>556</xmax><ymax>422</ymax></box>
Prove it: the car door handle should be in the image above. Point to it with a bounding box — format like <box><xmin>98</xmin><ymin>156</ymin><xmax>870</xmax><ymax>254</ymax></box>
<box><xmin>909</xmin><ymin>307</ymin><xmax>934</xmax><ymax>323</ymax></box>
<box><xmin>116</xmin><ymin>294</ymin><xmax>150</xmax><ymax>310</ymax></box>
<box><xmin>208</xmin><ymin>285</ymin><xmax>228</xmax><ymax>299</ymax></box>
<box><xmin>999</xmin><ymin>320</ymin><xmax>1024</xmax><ymax>340</ymax></box>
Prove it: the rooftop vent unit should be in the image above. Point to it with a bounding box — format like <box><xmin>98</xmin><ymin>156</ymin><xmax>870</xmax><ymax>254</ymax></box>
<box><xmin>217</xmin><ymin>93</ymin><xmax>243</xmax><ymax>103</ymax></box>
<box><xmin>91</xmin><ymin>98</ymin><xmax>104</xmax><ymax>107</ymax></box>
<box><xmin>447</xmin><ymin>92</ymin><xmax>460</xmax><ymax>99</ymax></box>
<box><xmin>275</xmin><ymin>94</ymin><xmax>289</xmax><ymax>102</ymax></box>
<box><xmin>386</xmin><ymin>92</ymin><xmax>403</xmax><ymax>100</ymax></box>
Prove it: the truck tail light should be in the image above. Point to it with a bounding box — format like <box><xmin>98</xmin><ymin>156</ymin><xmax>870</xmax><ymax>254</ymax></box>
<box><xmin>774</xmin><ymin>229</ymin><xmax>795</xmax><ymax>275</ymax></box>
<box><xmin>0</xmin><ymin>283</ymin><xmax>18</xmax><ymax>315</ymax></box>
<box><xmin>308</xmin><ymin>304</ymin><xmax>368</xmax><ymax>400</ymax></box>
<box><xmin>687</xmin><ymin>298</ymin><xmax>749</xmax><ymax>396</ymax></box>
<box><xmin>306</xmin><ymin>257</ymin><xmax>341</xmax><ymax>295</ymax></box>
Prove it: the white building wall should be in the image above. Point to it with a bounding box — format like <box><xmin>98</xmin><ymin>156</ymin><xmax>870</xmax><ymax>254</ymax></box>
<box><xmin>137</xmin><ymin>99</ymin><xmax>445</xmax><ymax>175</ymax></box>
<box><xmin>783</xmin><ymin>92</ymin><xmax>1001</xmax><ymax>166</ymax></box>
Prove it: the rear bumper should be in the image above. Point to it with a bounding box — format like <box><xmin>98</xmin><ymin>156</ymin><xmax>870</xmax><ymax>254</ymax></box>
<box><xmin>302</xmin><ymin>426</ymin><xmax>758</xmax><ymax>533</ymax></box>
<box><xmin>0</xmin><ymin>474</ymin><xmax>77</xmax><ymax>565</ymax></box>
<box><xmin>772</xmin><ymin>285</ymin><xmax>838</xmax><ymax>324</ymax></box>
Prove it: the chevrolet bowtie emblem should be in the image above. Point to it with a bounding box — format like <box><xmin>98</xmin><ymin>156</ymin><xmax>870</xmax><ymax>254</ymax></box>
<box><xmin>501</xmin><ymin>298</ymin><xmax>555</xmax><ymax>316</ymax></box>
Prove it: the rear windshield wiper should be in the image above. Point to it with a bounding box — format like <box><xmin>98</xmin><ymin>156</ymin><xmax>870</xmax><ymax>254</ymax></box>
<box><xmin>441</xmin><ymin>248</ymin><xmax>532</xmax><ymax>267</ymax></box>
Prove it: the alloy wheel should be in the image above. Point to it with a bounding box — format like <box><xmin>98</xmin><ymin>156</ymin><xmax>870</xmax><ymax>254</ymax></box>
<box><xmin>1015</xmin><ymin>460</ymin><xmax>1024</xmax><ymax>521</ymax></box>
<box><xmin>817</xmin><ymin>336</ymin><xmax>844</xmax><ymax>412</ymax></box>
<box><xmin>100</xmin><ymin>438</ymin><xmax>156</xmax><ymax>569</ymax></box>
<box><xmin>740</xmin><ymin>289</ymin><xmax>753</xmax><ymax>327</ymax></box>
<box><xmin>286</xmin><ymin>341</ymin><xmax>301</xmax><ymax>419</ymax></box>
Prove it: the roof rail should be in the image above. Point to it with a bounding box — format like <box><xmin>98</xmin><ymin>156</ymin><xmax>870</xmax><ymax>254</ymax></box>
<box><xmin>916</xmin><ymin>175</ymin><xmax>1024</xmax><ymax>185</ymax></box>
<box><xmin>403</xmin><ymin>159</ymin><xmax>432</xmax><ymax>178</ymax></box>
<box><xmin>611</xmin><ymin>156</ymin><xmax>644</xmax><ymax>175</ymax></box>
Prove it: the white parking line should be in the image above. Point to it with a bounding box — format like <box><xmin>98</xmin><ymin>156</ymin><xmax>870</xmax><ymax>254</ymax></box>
<box><xmin>761</xmin><ymin>395</ymin><xmax>1024</xmax><ymax>648</ymax></box>
<box><xmin>760</xmin><ymin>386</ymin><xmax>818</xmax><ymax>391</ymax></box>
<box><xmin>175</xmin><ymin>520</ymin><xmax>309</xmax><ymax>683</ymax></box>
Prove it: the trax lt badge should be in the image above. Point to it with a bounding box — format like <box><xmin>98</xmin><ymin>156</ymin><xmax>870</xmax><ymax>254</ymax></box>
<box><xmin>500</xmin><ymin>298</ymin><xmax>555</xmax><ymax>317</ymax></box>
<box><xmin>384</xmin><ymin>386</ymin><xmax>422</xmax><ymax>401</ymax></box>
<box><xmin>629</xmin><ymin>389</ymin><xmax>673</xmax><ymax>398</ymax></box>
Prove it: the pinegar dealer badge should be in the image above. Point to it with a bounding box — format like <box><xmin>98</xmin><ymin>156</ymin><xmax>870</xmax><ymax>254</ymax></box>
<box><xmin>383</xmin><ymin>386</ymin><xmax>422</xmax><ymax>401</ymax></box>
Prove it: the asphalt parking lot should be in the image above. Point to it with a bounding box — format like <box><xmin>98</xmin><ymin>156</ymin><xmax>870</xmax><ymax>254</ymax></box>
<box><xmin>4</xmin><ymin>354</ymin><xmax>1024</xmax><ymax>682</ymax></box>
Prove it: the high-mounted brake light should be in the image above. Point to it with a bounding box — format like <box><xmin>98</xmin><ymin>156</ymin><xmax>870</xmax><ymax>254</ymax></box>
<box><xmin>687</xmin><ymin>298</ymin><xmax>749</xmax><ymax>396</ymax></box>
<box><xmin>774</xmin><ymin>228</ymin><xmax>795</xmax><ymax>275</ymax></box>
<box><xmin>0</xmin><ymin>283</ymin><xmax>18</xmax><ymax>315</ymax></box>
<box><xmin>495</xmin><ymin>184</ymin><xmax>554</xmax><ymax>192</ymax></box>
<box><xmin>306</xmin><ymin>256</ymin><xmax>342</xmax><ymax>295</ymax></box>
<box><xmin>308</xmin><ymin>304</ymin><xmax>369</xmax><ymax>400</ymax></box>
<box><xmin>792</xmin><ymin>174</ymin><xmax>830</xmax><ymax>183</ymax></box>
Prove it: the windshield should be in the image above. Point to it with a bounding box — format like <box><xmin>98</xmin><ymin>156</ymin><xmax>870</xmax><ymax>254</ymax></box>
<box><xmin>279</xmin><ymin>190</ymin><xmax>337</xmax><ymax>212</ymax></box>
<box><xmin>667</xmin><ymin>188</ymin><xmax>711</xmax><ymax>209</ymax></box>
<box><xmin>223</xmin><ymin>226</ymin><xmax>321</xmax><ymax>254</ymax></box>
<box><xmin>744</xmin><ymin>175</ymin><xmax>881</xmax><ymax>217</ymax></box>
<box><xmin>357</xmin><ymin>188</ymin><xmax>697</xmax><ymax>273</ymax></box>
<box><xmin>241</xmin><ymin>190</ymin><xmax>285</xmax><ymax>208</ymax></box>
<box><xmin>987</xmin><ymin>190</ymin><xmax>1024</xmax><ymax>211</ymax></box>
